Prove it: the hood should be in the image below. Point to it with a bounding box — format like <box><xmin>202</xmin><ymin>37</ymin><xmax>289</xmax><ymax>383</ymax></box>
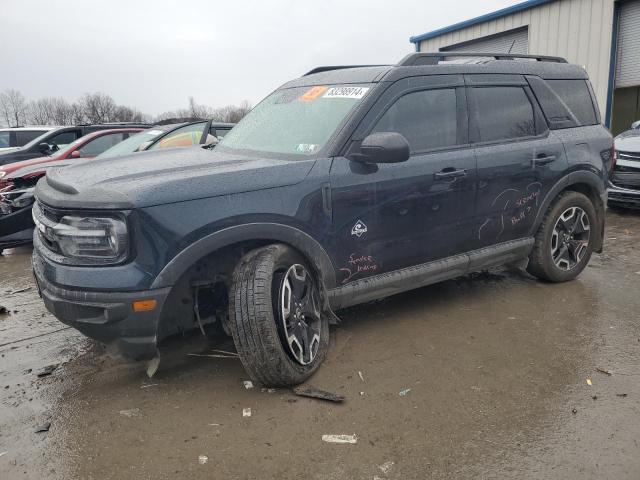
<box><xmin>0</xmin><ymin>155</ymin><xmax>55</xmax><ymax>176</ymax></box>
<box><xmin>36</xmin><ymin>146</ymin><xmax>316</xmax><ymax>210</ymax></box>
<box><xmin>615</xmin><ymin>129</ymin><xmax>640</xmax><ymax>152</ymax></box>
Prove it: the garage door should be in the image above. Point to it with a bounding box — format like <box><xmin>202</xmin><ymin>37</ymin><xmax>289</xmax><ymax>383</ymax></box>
<box><xmin>440</xmin><ymin>27</ymin><xmax>529</xmax><ymax>55</ymax></box>
<box><xmin>615</xmin><ymin>0</ymin><xmax>640</xmax><ymax>88</ymax></box>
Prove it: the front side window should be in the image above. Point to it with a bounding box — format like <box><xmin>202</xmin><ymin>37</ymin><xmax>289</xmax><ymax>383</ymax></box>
<box><xmin>78</xmin><ymin>133</ymin><xmax>126</xmax><ymax>157</ymax></box>
<box><xmin>16</xmin><ymin>130</ymin><xmax>47</xmax><ymax>146</ymax></box>
<box><xmin>97</xmin><ymin>129</ymin><xmax>166</xmax><ymax>159</ymax></box>
<box><xmin>372</xmin><ymin>88</ymin><xmax>458</xmax><ymax>152</ymax></box>
<box><xmin>150</xmin><ymin>122</ymin><xmax>207</xmax><ymax>150</ymax></box>
<box><xmin>219</xmin><ymin>84</ymin><xmax>372</xmax><ymax>156</ymax></box>
<box><xmin>471</xmin><ymin>87</ymin><xmax>536</xmax><ymax>142</ymax></box>
<box><xmin>48</xmin><ymin>131</ymin><xmax>79</xmax><ymax>148</ymax></box>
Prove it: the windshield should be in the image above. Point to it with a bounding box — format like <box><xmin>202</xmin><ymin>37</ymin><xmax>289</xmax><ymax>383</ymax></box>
<box><xmin>96</xmin><ymin>129</ymin><xmax>165</xmax><ymax>159</ymax></box>
<box><xmin>219</xmin><ymin>84</ymin><xmax>372</xmax><ymax>156</ymax></box>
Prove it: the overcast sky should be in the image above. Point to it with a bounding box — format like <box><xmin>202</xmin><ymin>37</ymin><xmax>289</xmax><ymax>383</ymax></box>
<box><xmin>2</xmin><ymin>0</ymin><xmax>515</xmax><ymax>116</ymax></box>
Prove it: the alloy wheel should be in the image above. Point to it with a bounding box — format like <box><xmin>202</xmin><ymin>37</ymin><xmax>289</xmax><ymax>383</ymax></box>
<box><xmin>278</xmin><ymin>264</ymin><xmax>321</xmax><ymax>365</ymax></box>
<box><xmin>551</xmin><ymin>206</ymin><xmax>590</xmax><ymax>271</ymax></box>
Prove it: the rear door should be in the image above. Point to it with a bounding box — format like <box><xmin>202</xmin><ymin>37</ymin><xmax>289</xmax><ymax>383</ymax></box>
<box><xmin>329</xmin><ymin>75</ymin><xmax>477</xmax><ymax>285</ymax></box>
<box><xmin>467</xmin><ymin>75</ymin><xmax>567</xmax><ymax>248</ymax></box>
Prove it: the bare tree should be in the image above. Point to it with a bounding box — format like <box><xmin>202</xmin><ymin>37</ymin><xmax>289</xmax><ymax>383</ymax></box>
<box><xmin>0</xmin><ymin>89</ymin><xmax>28</xmax><ymax>126</ymax></box>
<box><xmin>212</xmin><ymin>100</ymin><xmax>252</xmax><ymax>123</ymax></box>
<box><xmin>80</xmin><ymin>92</ymin><xmax>117</xmax><ymax>123</ymax></box>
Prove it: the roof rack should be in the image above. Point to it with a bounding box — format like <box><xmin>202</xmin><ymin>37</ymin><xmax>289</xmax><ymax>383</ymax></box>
<box><xmin>398</xmin><ymin>52</ymin><xmax>568</xmax><ymax>66</ymax></box>
<box><xmin>304</xmin><ymin>65</ymin><xmax>387</xmax><ymax>76</ymax></box>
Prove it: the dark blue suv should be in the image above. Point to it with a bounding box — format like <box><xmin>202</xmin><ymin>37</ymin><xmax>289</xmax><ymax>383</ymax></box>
<box><xmin>32</xmin><ymin>53</ymin><xmax>613</xmax><ymax>386</ymax></box>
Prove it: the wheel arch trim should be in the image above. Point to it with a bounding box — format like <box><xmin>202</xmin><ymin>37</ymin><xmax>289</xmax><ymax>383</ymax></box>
<box><xmin>150</xmin><ymin>223</ymin><xmax>336</xmax><ymax>289</ymax></box>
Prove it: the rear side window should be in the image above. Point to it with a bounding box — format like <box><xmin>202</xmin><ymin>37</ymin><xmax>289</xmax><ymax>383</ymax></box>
<box><xmin>372</xmin><ymin>88</ymin><xmax>457</xmax><ymax>152</ymax></box>
<box><xmin>0</xmin><ymin>132</ymin><xmax>9</xmax><ymax>148</ymax></box>
<box><xmin>545</xmin><ymin>79</ymin><xmax>597</xmax><ymax>126</ymax></box>
<box><xmin>16</xmin><ymin>130</ymin><xmax>46</xmax><ymax>146</ymax></box>
<box><xmin>470</xmin><ymin>87</ymin><xmax>536</xmax><ymax>142</ymax></box>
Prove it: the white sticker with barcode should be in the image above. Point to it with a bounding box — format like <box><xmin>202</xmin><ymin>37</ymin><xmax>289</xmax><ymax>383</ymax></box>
<box><xmin>323</xmin><ymin>87</ymin><xmax>369</xmax><ymax>99</ymax></box>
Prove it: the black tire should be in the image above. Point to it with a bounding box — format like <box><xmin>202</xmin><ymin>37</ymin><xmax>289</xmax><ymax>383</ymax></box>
<box><xmin>229</xmin><ymin>244</ymin><xmax>329</xmax><ymax>387</ymax></box>
<box><xmin>527</xmin><ymin>191</ymin><xmax>597</xmax><ymax>282</ymax></box>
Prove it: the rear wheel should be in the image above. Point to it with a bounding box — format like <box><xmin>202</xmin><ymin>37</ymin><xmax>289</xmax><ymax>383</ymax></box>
<box><xmin>229</xmin><ymin>244</ymin><xmax>329</xmax><ymax>386</ymax></box>
<box><xmin>527</xmin><ymin>192</ymin><xmax>597</xmax><ymax>282</ymax></box>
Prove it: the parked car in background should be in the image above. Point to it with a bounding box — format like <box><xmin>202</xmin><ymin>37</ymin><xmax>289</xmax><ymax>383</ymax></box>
<box><xmin>0</xmin><ymin>122</ymin><xmax>151</xmax><ymax>166</ymax></box>
<box><xmin>0</xmin><ymin>126</ymin><xmax>56</xmax><ymax>152</ymax></box>
<box><xmin>96</xmin><ymin>121</ymin><xmax>235</xmax><ymax>159</ymax></box>
<box><xmin>32</xmin><ymin>53</ymin><xmax>611</xmax><ymax>386</ymax></box>
<box><xmin>608</xmin><ymin>120</ymin><xmax>640</xmax><ymax>209</ymax></box>
<box><xmin>0</xmin><ymin>128</ymin><xmax>143</xmax><ymax>253</ymax></box>
<box><xmin>0</xmin><ymin>128</ymin><xmax>144</xmax><ymax>186</ymax></box>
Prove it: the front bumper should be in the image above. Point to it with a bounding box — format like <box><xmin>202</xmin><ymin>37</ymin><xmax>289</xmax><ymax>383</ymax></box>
<box><xmin>608</xmin><ymin>182</ymin><xmax>640</xmax><ymax>209</ymax></box>
<box><xmin>32</xmin><ymin>249</ymin><xmax>171</xmax><ymax>360</ymax></box>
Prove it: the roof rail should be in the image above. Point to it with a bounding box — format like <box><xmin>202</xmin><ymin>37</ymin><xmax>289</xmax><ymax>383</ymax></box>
<box><xmin>304</xmin><ymin>65</ymin><xmax>387</xmax><ymax>76</ymax></box>
<box><xmin>398</xmin><ymin>52</ymin><xmax>568</xmax><ymax>66</ymax></box>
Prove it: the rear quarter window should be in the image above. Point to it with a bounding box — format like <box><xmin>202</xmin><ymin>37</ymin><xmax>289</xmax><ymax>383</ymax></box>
<box><xmin>545</xmin><ymin>79</ymin><xmax>598</xmax><ymax>126</ymax></box>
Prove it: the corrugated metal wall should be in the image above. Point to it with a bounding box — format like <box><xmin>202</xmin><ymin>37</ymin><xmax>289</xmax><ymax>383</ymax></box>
<box><xmin>615</xmin><ymin>0</ymin><xmax>640</xmax><ymax>88</ymax></box>
<box><xmin>441</xmin><ymin>27</ymin><xmax>529</xmax><ymax>54</ymax></box>
<box><xmin>418</xmin><ymin>0</ymin><xmax>616</xmax><ymax>117</ymax></box>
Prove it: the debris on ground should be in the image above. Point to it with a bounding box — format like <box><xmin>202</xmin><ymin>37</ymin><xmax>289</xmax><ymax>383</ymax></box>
<box><xmin>243</xmin><ymin>380</ymin><xmax>254</xmax><ymax>389</ymax></box>
<box><xmin>211</xmin><ymin>349</ymin><xmax>238</xmax><ymax>357</ymax></box>
<box><xmin>198</xmin><ymin>455</ymin><xmax>208</xmax><ymax>465</ymax></box>
<box><xmin>242</xmin><ymin>408</ymin><xmax>252</xmax><ymax>417</ymax></box>
<box><xmin>146</xmin><ymin>355</ymin><xmax>160</xmax><ymax>378</ymax></box>
<box><xmin>586</xmin><ymin>378</ymin><xmax>592</xmax><ymax>386</ymax></box>
<box><xmin>572</xmin><ymin>408</ymin><xmax>578</xmax><ymax>414</ymax></box>
<box><xmin>379</xmin><ymin>461</ymin><xmax>395</xmax><ymax>474</ymax></box>
<box><xmin>596</xmin><ymin>367</ymin><xmax>613</xmax><ymax>376</ymax></box>
<box><xmin>261</xmin><ymin>388</ymin><xmax>276</xmax><ymax>393</ymax></box>
<box><xmin>293</xmin><ymin>386</ymin><xmax>345</xmax><ymax>403</ymax></box>
<box><xmin>9</xmin><ymin>287</ymin><xmax>31</xmax><ymax>295</ymax></box>
<box><xmin>399</xmin><ymin>388</ymin><xmax>411</xmax><ymax>396</ymax></box>
<box><xmin>36</xmin><ymin>364</ymin><xmax>58</xmax><ymax>377</ymax></box>
<box><xmin>0</xmin><ymin>451</ymin><xmax>8</xmax><ymax>457</ymax></box>
<box><xmin>187</xmin><ymin>353</ymin><xmax>239</xmax><ymax>359</ymax></box>
<box><xmin>358</xmin><ymin>371</ymin><xmax>365</xmax><ymax>382</ymax></box>
<box><xmin>592</xmin><ymin>395</ymin><xmax>598</xmax><ymax>400</ymax></box>
<box><xmin>119</xmin><ymin>408</ymin><xmax>141</xmax><ymax>417</ymax></box>
<box><xmin>0</xmin><ymin>306</ymin><xmax>7</xmax><ymax>315</ymax></box>
<box><xmin>616</xmin><ymin>393</ymin><xmax>628</xmax><ymax>398</ymax></box>
<box><xmin>322</xmin><ymin>434</ymin><xmax>357</xmax><ymax>444</ymax></box>
<box><xmin>140</xmin><ymin>383</ymin><xmax>159</xmax><ymax>389</ymax></box>
<box><xmin>34</xmin><ymin>422</ymin><xmax>51</xmax><ymax>433</ymax></box>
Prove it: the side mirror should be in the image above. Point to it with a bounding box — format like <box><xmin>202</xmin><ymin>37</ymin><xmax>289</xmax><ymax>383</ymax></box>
<box><xmin>70</xmin><ymin>150</ymin><xmax>81</xmax><ymax>159</ymax></box>
<box><xmin>136</xmin><ymin>141</ymin><xmax>152</xmax><ymax>152</ymax></box>
<box><xmin>351</xmin><ymin>132</ymin><xmax>410</xmax><ymax>164</ymax></box>
<box><xmin>38</xmin><ymin>143</ymin><xmax>50</xmax><ymax>154</ymax></box>
<box><xmin>631</xmin><ymin>120</ymin><xmax>640</xmax><ymax>130</ymax></box>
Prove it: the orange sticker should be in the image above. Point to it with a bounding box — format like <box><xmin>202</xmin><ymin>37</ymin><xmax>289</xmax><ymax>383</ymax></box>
<box><xmin>299</xmin><ymin>86</ymin><xmax>328</xmax><ymax>102</ymax></box>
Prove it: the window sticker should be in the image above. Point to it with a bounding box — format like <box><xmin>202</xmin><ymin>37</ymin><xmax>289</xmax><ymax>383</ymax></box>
<box><xmin>296</xmin><ymin>143</ymin><xmax>319</xmax><ymax>153</ymax></box>
<box><xmin>299</xmin><ymin>86</ymin><xmax>328</xmax><ymax>102</ymax></box>
<box><xmin>323</xmin><ymin>86</ymin><xmax>369</xmax><ymax>99</ymax></box>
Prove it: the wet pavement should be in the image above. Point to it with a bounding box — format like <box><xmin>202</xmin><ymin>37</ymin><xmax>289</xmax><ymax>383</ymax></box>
<box><xmin>1</xmin><ymin>210</ymin><xmax>639</xmax><ymax>479</ymax></box>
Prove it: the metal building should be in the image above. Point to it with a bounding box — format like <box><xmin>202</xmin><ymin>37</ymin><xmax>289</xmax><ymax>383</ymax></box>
<box><xmin>410</xmin><ymin>0</ymin><xmax>640</xmax><ymax>135</ymax></box>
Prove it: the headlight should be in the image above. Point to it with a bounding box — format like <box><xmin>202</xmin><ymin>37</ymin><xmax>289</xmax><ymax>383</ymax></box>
<box><xmin>36</xmin><ymin>214</ymin><xmax>128</xmax><ymax>261</ymax></box>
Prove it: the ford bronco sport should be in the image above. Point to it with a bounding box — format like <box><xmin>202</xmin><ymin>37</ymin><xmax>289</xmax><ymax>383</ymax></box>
<box><xmin>32</xmin><ymin>53</ymin><xmax>612</xmax><ymax>386</ymax></box>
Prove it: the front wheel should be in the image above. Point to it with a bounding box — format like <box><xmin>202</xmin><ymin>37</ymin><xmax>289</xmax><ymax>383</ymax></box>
<box><xmin>229</xmin><ymin>244</ymin><xmax>329</xmax><ymax>386</ymax></box>
<box><xmin>527</xmin><ymin>191</ymin><xmax>597</xmax><ymax>282</ymax></box>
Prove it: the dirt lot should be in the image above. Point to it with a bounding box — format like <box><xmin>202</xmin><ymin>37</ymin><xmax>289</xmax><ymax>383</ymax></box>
<box><xmin>1</xmin><ymin>210</ymin><xmax>639</xmax><ymax>480</ymax></box>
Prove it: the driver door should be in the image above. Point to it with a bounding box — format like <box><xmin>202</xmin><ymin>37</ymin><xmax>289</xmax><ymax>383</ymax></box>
<box><xmin>328</xmin><ymin>75</ymin><xmax>477</xmax><ymax>286</ymax></box>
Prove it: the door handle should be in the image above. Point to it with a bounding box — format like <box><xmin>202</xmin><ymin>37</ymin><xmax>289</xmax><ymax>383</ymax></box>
<box><xmin>434</xmin><ymin>168</ymin><xmax>467</xmax><ymax>180</ymax></box>
<box><xmin>532</xmin><ymin>154</ymin><xmax>556</xmax><ymax>166</ymax></box>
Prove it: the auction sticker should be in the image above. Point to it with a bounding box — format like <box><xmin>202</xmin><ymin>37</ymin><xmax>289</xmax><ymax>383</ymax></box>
<box><xmin>300</xmin><ymin>86</ymin><xmax>328</xmax><ymax>102</ymax></box>
<box><xmin>323</xmin><ymin>86</ymin><xmax>369</xmax><ymax>99</ymax></box>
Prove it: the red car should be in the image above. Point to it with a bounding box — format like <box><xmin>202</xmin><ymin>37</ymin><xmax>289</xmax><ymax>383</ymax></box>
<box><xmin>0</xmin><ymin>128</ymin><xmax>143</xmax><ymax>188</ymax></box>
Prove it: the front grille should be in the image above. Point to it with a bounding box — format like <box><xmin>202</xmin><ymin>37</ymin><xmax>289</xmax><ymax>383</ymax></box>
<box><xmin>618</xmin><ymin>151</ymin><xmax>640</xmax><ymax>162</ymax></box>
<box><xmin>611</xmin><ymin>172</ymin><xmax>640</xmax><ymax>191</ymax></box>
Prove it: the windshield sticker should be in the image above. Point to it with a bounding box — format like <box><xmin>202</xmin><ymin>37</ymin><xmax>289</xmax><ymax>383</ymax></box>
<box><xmin>296</xmin><ymin>143</ymin><xmax>319</xmax><ymax>153</ymax></box>
<box><xmin>299</xmin><ymin>86</ymin><xmax>328</xmax><ymax>102</ymax></box>
<box><xmin>323</xmin><ymin>86</ymin><xmax>369</xmax><ymax>99</ymax></box>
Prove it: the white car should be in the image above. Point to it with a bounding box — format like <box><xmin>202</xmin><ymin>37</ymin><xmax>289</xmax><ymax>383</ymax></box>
<box><xmin>0</xmin><ymin>126</ymin><xmax>56</xmax><ymax>152</ymax></box>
